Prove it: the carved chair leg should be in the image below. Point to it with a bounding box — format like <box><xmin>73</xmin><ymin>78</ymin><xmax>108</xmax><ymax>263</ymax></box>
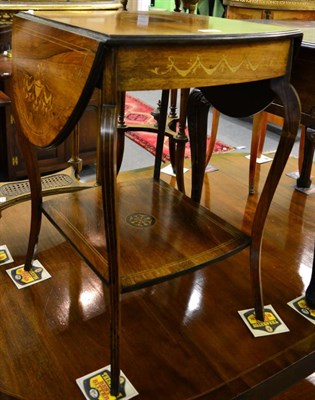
<box><xmin>182</xmin><ymin>0</ymin><xmax>199</xmax><ymax>13</ymax></box>
<box><xmin>298</xmin><ymin>125</ymin><xmax>306</xmax><ymax>174</ymax></box>
<box><xmin>168</xmin><ymin>136</ymin><xmax>176</xmax><ymax>172</ymax></box>
<box><xmin>187</xmin><ymin>89</ymin><xmax>211</xmax><ymax>203</ymax></box>
<box><xmin>174</xmin><ymin>88</ymin><xmax>189</xmax><ymax>193</ymax></box>
<box><xmin>296</xmin><ymin>127</ymin><xmax>315</xmax><ymax>189</ymax></box>
<box><xmin>257</xmin><ymin>113</ymin><xmax>268</xmax><ymax>158</ymax></box>
<box><xmin>174</xmin><ymin>0</ymin><xmax>181</xmax><ymax>12</ymax></box>
<box><xmin>205</xmin><ymin>107</ymin><xmax>220</xmax><ymax>166</ymax></box>
<box><xmin>249</xmin><ymin>111</ymin><xmax>268</xmax><ymax>194</ymax></box>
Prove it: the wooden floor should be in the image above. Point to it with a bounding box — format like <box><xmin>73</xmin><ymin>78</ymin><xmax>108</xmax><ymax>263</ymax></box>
<box><xmin>0</xmin><ymin>152</ymin><xmax>314</xmax><ymax>399</ymax></box>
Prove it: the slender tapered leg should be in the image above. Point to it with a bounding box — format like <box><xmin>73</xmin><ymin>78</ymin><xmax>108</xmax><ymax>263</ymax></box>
<box><xmin>250</xmin><ymin>78</ymin><xmax>301</xmax><ymax>321</ymax></box>
<box><xmin>306</xmin><ymin>241</ymin><xmax>315</xmax><ymax>309</ymax></box>
<box><xmin>99</xmin><ymin>101</ymin><xmax>121</xmax><ymax>397</ymax></box>
<box><xmin>16</xmin><ymin>131</ymin><xmax>42</xmax><ymax>271</ymax></box>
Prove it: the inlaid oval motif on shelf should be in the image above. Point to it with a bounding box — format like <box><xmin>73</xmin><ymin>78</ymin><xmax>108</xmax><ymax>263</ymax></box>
<box><xmin>126</xmin><ymin>213</ymin><xmax>156</xmax><ymax>228</ymax></box>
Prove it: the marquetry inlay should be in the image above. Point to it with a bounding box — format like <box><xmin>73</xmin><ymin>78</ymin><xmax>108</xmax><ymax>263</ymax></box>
<box><xmin>22</xmin><ymin>71</ymin><xmax>53</xmax><ymax>114</ymax></box>
<box><xmin>149</xmin><ymin>54</ymin><xmax>264</xmax><ymax>78</ymax></box>
<box><xmin>126</xmin><ymin>213</ymin><xmax>156</xmax><ymax>228</ymax></box>
<box><xmin>117</xmin><ymin>40</ymin><xmax>289</xmax><ymax>91</ymax></box>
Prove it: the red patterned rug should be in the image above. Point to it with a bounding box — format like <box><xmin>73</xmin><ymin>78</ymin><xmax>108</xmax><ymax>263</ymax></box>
<box><xmin>124</xmin><ymin>94</ymin><xmax>234</xmax><ymax>162</ymax></box>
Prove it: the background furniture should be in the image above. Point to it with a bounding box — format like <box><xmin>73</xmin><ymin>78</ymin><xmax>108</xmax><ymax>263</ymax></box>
<box><xmin>224</xmin><ymin>0</ymin><xmax>315</xmax><ymax>20</ymax></box>
<box><xmin>0</xmin><ymin>0</ymin><xmax>122</xmax><ymax>25</ymax></box>
<box><xmin>264</xmin><ymin>20</ymin><xmax>315</xmax><ymax>190</ymax></box>
<box><xmin>215</xmin><ymin>2</ymin><xmax>315</xmax><ymax>192</ymax></box>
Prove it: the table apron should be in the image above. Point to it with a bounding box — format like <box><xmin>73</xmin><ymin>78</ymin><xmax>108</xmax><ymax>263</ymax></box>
<box><xmin>114</xmin><ymin>40</ymin><xmax>291</xmax><ymax>91</ymax></box>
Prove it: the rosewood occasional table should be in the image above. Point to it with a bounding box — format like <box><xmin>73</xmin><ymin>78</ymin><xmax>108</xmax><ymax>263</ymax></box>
<box><xmin>10</xmin><ymin>10</ymin><xmax>302</xmax><ymax>397</ymax></box>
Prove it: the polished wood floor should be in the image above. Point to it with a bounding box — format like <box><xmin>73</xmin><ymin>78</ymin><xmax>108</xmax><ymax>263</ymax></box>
<box><xmin>0</xmin><ymin>152</ymin><xmax>314</xmax><ymax>399</ymax></box>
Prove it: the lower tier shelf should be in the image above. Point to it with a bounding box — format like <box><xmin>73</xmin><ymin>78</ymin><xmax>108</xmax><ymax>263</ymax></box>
<box><xmin>42</xmin><ymin>177</ymin><xmax>250</xmax><ymax>292</ymax></box>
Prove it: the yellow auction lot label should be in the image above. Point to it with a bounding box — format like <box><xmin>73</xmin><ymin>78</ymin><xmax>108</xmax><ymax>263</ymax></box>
<box><xmin>239</xmin><ymin>305</ymin><xmax>290</xmax><ymax>337</ymax></box>
<box><xmin>76</xmin><ymin>366</ymin><xmax>138</xmax><ymax>400</ymax></box>
<box><xmin>84</xmin><ymin>370</ymin><xmax>126</xmax><ymax>399</ymax></box>
<box><xmin>245</xmin><ymin>310</ymin><xmax>281</xmax><ymax>333</ymax></box>
<box><xmin>288</xmin><ymin>296</ymin><xmax>315</xmax><ymax>325</ymax></box>
<box><xmin>6</xmin><ymin>260</ymin><xmax>51</xmax><ymax>289</ymax></box>
<box><xmin>0</xmin><ymin>249</ymin><xmax>9</xmax><ymax>263</ymax></box>
<box><xmin>0</xmin><ymin>245</ymin><xmax>13</xmax><ymax>266</ymax></box>
<box><xmin>11</xmin><ymin>266</ymin><xmax>43</xmax><ymax>285</ymax></box>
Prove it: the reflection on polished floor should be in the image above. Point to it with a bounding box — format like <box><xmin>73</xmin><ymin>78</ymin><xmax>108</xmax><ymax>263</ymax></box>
<box><xmin>0</xmin><ymin>152</ymin><xmax>314</xmax><ymax>399</ymax></box>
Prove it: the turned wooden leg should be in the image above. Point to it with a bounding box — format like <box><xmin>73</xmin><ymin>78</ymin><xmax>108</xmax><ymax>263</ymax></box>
<box><xmin>121</xmin><ymin>0</ymin><xmax>128</xmax><ymax>11</ymax></box>
<box><xmin>169</xmin><ymin>89</ymin><xmax>178</xmax><ymax>119</ymax></box>
<box><xmin>187</xmin><ymin>89</ymin><xmax>211</xmax><ymax>203</ymax></box>
<box><xmin>154</xmin><ymin>90</ymin><xmax>170</xmax><ymax>181</ymax></box>
<box><xmin>68</xmin><ymin>125</ymin><xmax>82</xmax><ymax>180</ymax></box>
<box><xmin>175</xmin><ymin>88</ymin><xmax>190</xmax><ymax>194</ymax></box>
<box><xmin>117</xmin><ymin>91</ymin><xmax>126</xmax><ymax>129</ymax></box>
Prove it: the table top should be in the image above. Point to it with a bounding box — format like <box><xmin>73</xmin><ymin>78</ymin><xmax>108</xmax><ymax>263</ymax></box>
<box><xmin>23</xmin><ymin>9</ymin><xmax>303</xmax><ymax>43</ymax></box>
<box><xmin>11</xmin><ymin>10</ymin><xmax>303</xmax><ymax>147</ymax></box>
